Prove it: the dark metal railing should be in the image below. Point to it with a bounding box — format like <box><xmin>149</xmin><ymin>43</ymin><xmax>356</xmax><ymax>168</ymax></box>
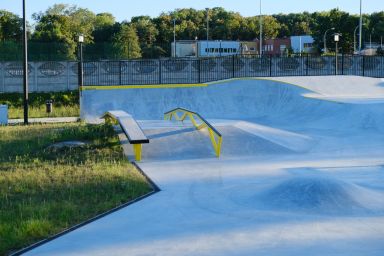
<box><xmin>83</xmin><ymin>55</ymin><xmax>384</xmax><ymax>86</ymax></box>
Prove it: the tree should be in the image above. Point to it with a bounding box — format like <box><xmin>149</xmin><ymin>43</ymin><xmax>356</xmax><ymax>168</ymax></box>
<box><xmin>113</xmin><ymin>24</ymin><xmax>141</xmax><ymax>59</ymax></box>
<box><xmin>32</xmin><ymin>14</ymin><xmax>76</xmax><ymax>59</ymax></box>
<box><xmin>92</xmin><ymin>13</ymin><xmax>120</xmax><ymax>42</ymax></box>
<box><xmin>0</xmin><ymin>10</ymin><xmax>23</xmax><ymax>41</ymax></box>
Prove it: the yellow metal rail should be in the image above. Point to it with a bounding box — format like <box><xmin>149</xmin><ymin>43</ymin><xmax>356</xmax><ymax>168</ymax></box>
<box><xmin>164</xmin><ymin>108</ymin><xmax>222</xmax><ymax>157</ymax></box>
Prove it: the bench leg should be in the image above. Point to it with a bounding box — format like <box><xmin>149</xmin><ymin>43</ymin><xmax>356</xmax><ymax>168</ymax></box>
<box><xmin>133</xmin><ymin>144</ymin><xmax>142</xmax><ymax>161</ymax></box>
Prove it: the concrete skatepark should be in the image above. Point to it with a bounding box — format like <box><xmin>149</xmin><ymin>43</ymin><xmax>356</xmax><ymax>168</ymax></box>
<box><xmin>25</xmin><ymin>76</ymin><xmax>384</xmax><ymax>255</ymax></box>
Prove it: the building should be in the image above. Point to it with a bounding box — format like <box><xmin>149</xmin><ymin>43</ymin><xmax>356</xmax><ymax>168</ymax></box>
<box><xmin>240</xmin><ymin>41</ymin><xmax>258</xmax><ymax>55</ymax></box>
<box><xmin>290</xmin><ymin>35</ymin><xmax>315</xmax><ymax>54</ymax></box>
<box><xmin>261</xmin><ymin>38</ymin><xmax>291</xmax><ymax>55</ymax></box>
<box><xmin>171</xmin><ymin>40</ymin><xmax>197</xmax><ymax>57</ymax></box>
<box><xmin>171</xmin><ymin>36</ymin><xmax>313</xmax><ymax>57</ymax></box>
<box><xmin>171</xmin><ymin>40</ymin><xmax>241</xmax><ymax>57</ymax></box>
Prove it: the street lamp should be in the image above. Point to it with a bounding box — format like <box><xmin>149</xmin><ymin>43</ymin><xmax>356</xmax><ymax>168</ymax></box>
<box><xmin>323</xmin><ymin>27</ymin><xmax>335</xmax><ymax>54</ymax></box>
<box><xmin>259</xmin><ymin>0</ymin><xmax>263</xmax><ymax>56</ymax></box>
<box><xmin>78</xmin><ymin>34</ymin><xmax>84</xmax><ymax>90</ymax></box>
<box><xmin>173</xmin><ymin>19</ymin><xmax>176</xmax><ymax>57</ymax></box>
<box><xmin>369</xmin><ymin>29</ymin><xmax>374</xmax><ymax>49</ymax></box>
<box><xmin>359</xmin><ymin>0</ymin><xmax>363</xmax><ymax>52</ymax></box>
<box><xmin>219</xmin><ymin>40</ymin><xmax>222</xmax><ymax>57</ymax></box>
<box><xmin>334</xmin><ymin>33</ymin><xmax>340</xmax><ymax>75</ymax></box>
<box><xmin>353</xmin><ymin>25</ymin><xmax>359</xmax><ymax>53</ymax></box>
<box><xmin>22</xmin><ymin>0</ymin><xmax>28</xmax><ymax>125</ymax></box>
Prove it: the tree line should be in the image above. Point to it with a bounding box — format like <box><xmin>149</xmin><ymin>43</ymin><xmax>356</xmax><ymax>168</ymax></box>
<box><xmin>0</xmin><ymin>4</ymin><xmax>383</xmax><ymax>60</ymax></box>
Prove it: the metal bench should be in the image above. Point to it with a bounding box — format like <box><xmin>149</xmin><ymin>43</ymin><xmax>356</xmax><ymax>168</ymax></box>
<box><xmin>102</xmin><ymin>110</ymin><xmax>149</xmax><ymax>161</ymax></box>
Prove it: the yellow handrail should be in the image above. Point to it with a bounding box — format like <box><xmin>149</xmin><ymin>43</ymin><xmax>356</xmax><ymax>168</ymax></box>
<box><xmin>164</xmin><ymin>108</ymin><xmax>222</xmax><ymax>157</ymax></box>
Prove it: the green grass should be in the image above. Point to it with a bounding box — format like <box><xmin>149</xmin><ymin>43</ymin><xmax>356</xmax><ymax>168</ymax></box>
<box><xmin>0</xmin><ymin>91</ymin><xmax>80</xmax><ymax>119</ymax></box>
<box><xmin>0</xmin><ymin>123</ymin><xmax>152</xmax><ymax>255</ymax></box>
<box><xmin>8</xmin><ymin>105</ymin><xmax>79</xmax><ymax>119</ymax></box>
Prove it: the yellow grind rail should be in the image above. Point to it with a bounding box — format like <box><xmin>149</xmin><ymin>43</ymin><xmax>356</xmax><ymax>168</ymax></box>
<box><xmin>164</xmin><ymin>108</ymin><xmax>222</xmax><ymax>157</ymax></box>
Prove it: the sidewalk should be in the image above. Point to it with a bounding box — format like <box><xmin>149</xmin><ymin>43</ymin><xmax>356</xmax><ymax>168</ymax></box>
<box><xmin>8</xmin><ymin>117</ymin><xmax>79</xmax><ymax>125</ymax></box>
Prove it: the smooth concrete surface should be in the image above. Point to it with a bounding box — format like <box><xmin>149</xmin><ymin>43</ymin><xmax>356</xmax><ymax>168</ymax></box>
<box><xmin>26</xmin><ymin>76</ymin><xmax>384</xmax><ymax>255</ymax></box>
<box><xmin>80</xmin><ymin>76</ymin><xmax>384</xmax><ymax>122</ymax></box>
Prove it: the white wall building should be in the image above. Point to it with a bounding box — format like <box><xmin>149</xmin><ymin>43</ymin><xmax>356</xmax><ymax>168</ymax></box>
<box><xmin>197</xmin><ymin>41</ymin><xmax>241</xmax><ymax>57</ymax></box>
<box><xmin>290</xmin><ymin>35</ymin><xmax>315</xmax><ymax>53</ymax></box>
<box><xmin>171</xmin><ymin>40</ymin><xmax>241</xmax><ymax>57</ymax></box>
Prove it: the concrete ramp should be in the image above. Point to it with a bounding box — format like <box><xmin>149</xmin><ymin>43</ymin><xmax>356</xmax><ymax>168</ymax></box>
<box><xmin>81</xmin><ymin>76</ymin><xmax>384</xmax><ymax>121</ymax></box>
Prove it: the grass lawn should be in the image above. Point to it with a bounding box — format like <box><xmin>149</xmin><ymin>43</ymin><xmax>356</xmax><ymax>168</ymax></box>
<box><xmin>0</xmin><ymin>91</ymin><xmax>80</xmax><ymax>119</ymax></box>
<box><xmin>0</xmin><ymin>122</ymin><xmax>152</xmax><ymax>255</ymax></box>
<box><xmin>8</xmin><ymin>105</ymin><xmax>79</xmax><ymax>119</ymax></box>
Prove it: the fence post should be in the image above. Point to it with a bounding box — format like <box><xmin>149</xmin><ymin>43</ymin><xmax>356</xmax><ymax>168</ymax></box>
<box><xmin>341</xmin><ymin>53</ymin><xmax>344</xmax><ymax>75</ymax></box>
<box><xmin>198</xmin><ymin>58</ymin><xmax>201</xmax><ymax>83</ymax></box>
<box><xmin>159</xmin><ymin>59</ymin><xmax>162</xmax><ymax>84</ymax></box>
<box><xmin>232</xmin><ymin>55</ymin><xmax>235</xmax><ymax>78</ymax></box>
<box><xmin>269</xmin><ymin>55</ymin><xmax>272</xmax><ymax>77</ymax></box>
<box><xmin>362</xmin><ymin>55</ymin><xmax>365</xmax><ymax>77</ymax></box>
<box><xmin>305</xmin><ymin>54</ymin><xmax>309</xmax><ymax>76</ymax></box>
<box><xmin>119</xmin><ymin>60</ymin><xmax>122</xmax><ymax>85</ymax></box>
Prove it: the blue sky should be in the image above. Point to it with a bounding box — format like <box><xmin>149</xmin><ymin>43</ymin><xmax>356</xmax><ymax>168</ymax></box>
<box><xmin>1</xmin><ymin>0</ymin><xmax>382</xmax><ymax>22</ymax></box>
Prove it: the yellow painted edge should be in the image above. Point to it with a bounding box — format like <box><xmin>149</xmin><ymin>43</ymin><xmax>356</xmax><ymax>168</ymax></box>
<box><xmin>81</xmin><ymin>83</ymin><xmax>208</xmax><ymax>90</ymax></box>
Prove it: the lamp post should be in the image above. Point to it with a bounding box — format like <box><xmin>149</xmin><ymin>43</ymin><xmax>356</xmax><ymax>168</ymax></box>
<box><xmin>78</xmin><ymin>35</ymin><xmax>84</xmax><ymax>91</ymax></box>
<box><xmin>206</xmin><ymin>8</ymin><xmax>209</xmax><ymax>57</ymax></box>
<box><xmin>219</xmin><ymin>40</ymin><xmax>222</xmax><ymax>57</ymax></box>
<box><xmin>259</xmin><ymin>0</ymin><xmax>263</xmax><ymax>56</ymax></box>
<box><xmin>359</xmin><ymin>0</ymin><xmax>363</xmax><ymax>52</ymax></box>
<box><xmin>173</xmin><ymin>19</ymin><xmax>176</xmax><ymax>57</ymax></box>
<box><xmin>22</xmin><ymin>0</ymin><xmax>28</xmax><ymax>125</ymax></box>
<box><xmin>369</xmin><ymin>29</ymin><xmax>374</xmax><ymax>49</ymax></box>
<box><xmin>354</xmin><ymin>25</ymin><xmax>359</xmax><ymax>53</ymax></box>
<box><xmin>334</xmin><ymin>33</ymin><xmax>340</xmax><ymax>75</ymax></box>
<box><xmin>323</xmin><ymin>27</ymin><xmax>335</xmax><ymax>54</ymax></box>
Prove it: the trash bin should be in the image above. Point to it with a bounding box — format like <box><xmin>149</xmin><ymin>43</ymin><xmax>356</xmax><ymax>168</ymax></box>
<box><xmin>46</xmin><ymin>100</ymin><xmax>53</xmax><ymax>114</ymax></box>
<box><xmin>0</xmin><ymin>105</ymin><xmax>8</xmax><ymax>125</ymax></box>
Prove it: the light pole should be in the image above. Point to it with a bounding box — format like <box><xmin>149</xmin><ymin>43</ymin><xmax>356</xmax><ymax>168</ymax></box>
<box><xmin>173</xmin><ymin>19</ymin><xmax>176</xmax><ymax>57</ymax></box>
<box><xmin>323</xmin><ymin>27</ymin><xmax>335</xmax><ymax>54</ymax></box>
<box><xmin>206</xmin><ymin>8</ymin><xmax>209</xmax><ymax>57</ymax></box>
<box><xmin>334</xmin><ymin>33</ymin><xmax>340</xmax><ymax>75</ymax></box>
<box><xmin>78</xmin><ymin>35</ymin><xmax>84</xmax><ymax>91</ymax></box>
<box><xmin>22</xmin><ymin>0</ymin><xmax>28</xmax><ymax>125</ymax></box>
<box><xmin>259</xmin><ymin>0</ymin><xmax>263</xmax><ymax>56</ymax></box>
<box><xmin>359</xmin><ymin>0</ymin><xmax>363</xmax><ymax>52</ymax></box>
<box><xmin>219</xmin><ymin>40</ymin><xmax>222</xmax><ymax>57</ymax></box>
<box><xmin>354</xmin><ymin>25</ymin><xmax>359</xmax><ymax>53</ymax></box>
<box><xmin>369</xmin><ymin>29</ymin><xmax>374</xmax><ymax>49</ymax></box>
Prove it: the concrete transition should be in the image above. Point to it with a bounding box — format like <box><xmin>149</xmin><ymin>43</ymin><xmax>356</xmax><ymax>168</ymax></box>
<box><xmin>27</xmin><ymin>76</ymin><xmax>384</xmax><ymax>255</ymax></box>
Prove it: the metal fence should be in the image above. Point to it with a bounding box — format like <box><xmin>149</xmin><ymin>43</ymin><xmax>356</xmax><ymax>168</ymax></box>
<box><xmin>83</xmin><ymin>55</ymin><xmax>384</xmax><ymax>86</ymax></box>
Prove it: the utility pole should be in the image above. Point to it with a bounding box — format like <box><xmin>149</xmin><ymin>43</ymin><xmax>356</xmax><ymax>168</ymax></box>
<box><xmin>22</xmin><ymin>0</ymin><xmax>28</xmax><ymax>125</ymax></box>
<box><xmin>359</xmin><ymin>0</ymin><xmax>363</xmax><ymax>52</ymax></box>
<box><xmin>354</xmin><ymin>25</ymin><xmax>359</xmax><ymax>53</ymax></box>
<box><xmin>173</xmin><ymin>19</ymin><xmax>176</xmax><ymax>57</ymax></box>
<box><xmin>259</xmin><ymin>0</ymin><xmax>263</xmax><ymax>56</ymax></box>
<box><xmin>206</xmin><ymin>8</ymin><xmax>209</xmax><ymax>57</ymax></box>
